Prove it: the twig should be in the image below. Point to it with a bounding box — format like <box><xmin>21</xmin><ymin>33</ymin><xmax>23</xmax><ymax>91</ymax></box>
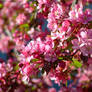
<box><xmin>5</xmin><ymin>26</ymin><xmax>20</xmax><ymax>61</ymax></box>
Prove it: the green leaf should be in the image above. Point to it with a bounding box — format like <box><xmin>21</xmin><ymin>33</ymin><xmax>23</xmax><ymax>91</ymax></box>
<box><xmin>14</xmin><ymin>64</ymin><xmax>19</xmax><ymax>71</ymax></box>
<box><xmin>30</xmin><ymin>1</ymin><xmax>37</xmax><ymax>7</ymax></box>
<box><xmin>11</xmin><ymin>28</ymin><xmax>16</xmax><ymax>33</ymax></box>
<box><xmin>32</xmin><ymin>86</ymin><xmax>36</xmax><ymax>91</ymax></box>
<box><xmin>36</xmin><ymin>64</ymin><xmax>40</xmax><ymax>68</ymax></box>
<box><xmin>72</xmin><ymin>58</ymin><xmax>82</xmax><ymax>68</ymax></box>
<box><xmin>31</xmin><ymin>58</ymin><xmax>39</xmax><ymax>62</ymax></box>
<box><xmin>0</xmin><ymin>4</ymin><xmax>3</xmax><ymax>8</ymax></box>
<box><xmin>66</xmin><ymin>81</ymin><xmax>68</xmax><ymax>87</ymax></box>
<box><xmin>58</xmin><ymin>57</ymin><xmax>63</xmax><ymax>60</ymax></box>
<box><xmin>30</xmin><ymin>13</ymin><xmax>35</xmax><ymax>22</ymax></box>
<box><xmin>20</xmin><ymin>24</ymin><xmax>29</xmax><ymax>28</ymax></box>
<box><xmin>19</xmin><ymin>24</ymin><xmax>29</xmax><ymax>32</ymax></box>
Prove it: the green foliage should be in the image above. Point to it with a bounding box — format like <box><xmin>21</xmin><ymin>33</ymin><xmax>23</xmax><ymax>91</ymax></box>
<box><xmin>31</xmin><ymin>58</ymin><xmax>39</xmax><ymax>62</ymax></box>
<box><xmin>19</xmin><ymin>24</ymin><xmax>29</xmax><ymax>32</ymax></box>
<box><xmin>31</xmin><ymin>86</ymin><xmax>36</xmax><ymax>91</ymax></box>
<box><xmin>20</xmin><ymin>24</ymin><xmax>29</xmax><ymax>28</ymax></box>
<box><xmin>14</xmin><ymin>63</ymin><xmax>19</xmax><ymax>71</ymax></box>
<box><xmin>30</xmin><ymin>13</ymin><xmax>35</xmax><ymax>22</ymax></box>
<box><xmin>0</xmin><ymin>4</ymin><xmax>3</xmax><ymax>8</ymax></box>
<box><xmin>58</xmin><ymin>57</ymin><xmax>63</xmax><ymax>60</ymax></box>
<box><xmin>71</xmin><ymin>58</ymin><xmax>82</xmax><ymax>68</ymax></box>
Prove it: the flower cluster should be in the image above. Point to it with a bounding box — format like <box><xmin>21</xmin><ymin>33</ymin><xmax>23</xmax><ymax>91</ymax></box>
<box><xmin>0</xmin><ymin>0</ymin><xmax>92</xmax><ymax>92</ymax></box>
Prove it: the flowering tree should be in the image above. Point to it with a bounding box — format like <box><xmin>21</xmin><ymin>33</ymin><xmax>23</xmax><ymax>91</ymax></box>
<box><xmin>0</xmin><ymin>0</ymin><xmax>92</xmax><ymax>92</ymax></box>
